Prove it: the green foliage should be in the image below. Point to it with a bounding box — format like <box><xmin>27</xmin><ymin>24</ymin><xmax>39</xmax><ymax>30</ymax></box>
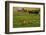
<box><xmin>13</xmin><ymin>11</ymin><xmax>40</xmax><ymax>28</ymax></box>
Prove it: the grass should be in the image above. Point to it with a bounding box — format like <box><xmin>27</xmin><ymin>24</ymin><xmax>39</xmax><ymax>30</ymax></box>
<box><xmin>13</xmin><ymin>11</ymin><xmax>40</xmax><ymax>28</ymax></box>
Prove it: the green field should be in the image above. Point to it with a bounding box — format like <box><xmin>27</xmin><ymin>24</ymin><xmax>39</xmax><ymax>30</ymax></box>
<box><xmin>13</xmin><ymin>11</ymin><xmax>40</xmax><ymax>28</ymax></box>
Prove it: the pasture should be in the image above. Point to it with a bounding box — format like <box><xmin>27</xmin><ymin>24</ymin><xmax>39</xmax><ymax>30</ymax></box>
<box><xmin>13</xmin><ymin>7</ymin><xmax>40</xmax><ymax>28</ymax></box>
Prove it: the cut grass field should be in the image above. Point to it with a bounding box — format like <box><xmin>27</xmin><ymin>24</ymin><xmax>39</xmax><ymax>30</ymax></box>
<box><xmin>13</xmin><ymin>12</ymin><xmax>40</xmax><ymax>28</ymax></box>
